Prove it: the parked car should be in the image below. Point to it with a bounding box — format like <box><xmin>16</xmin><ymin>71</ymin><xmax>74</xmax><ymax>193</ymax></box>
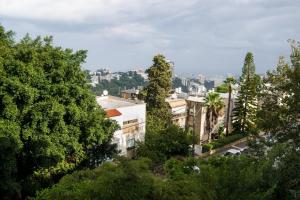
<box><xmin>224</xmin><ymin>149</ymin><xmax>241</xmax><ymax>156</ymax></box>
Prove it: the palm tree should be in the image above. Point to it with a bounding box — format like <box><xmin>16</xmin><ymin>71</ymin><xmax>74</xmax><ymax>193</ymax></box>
<box><xmin>224</xmin><ymin>77</ymin><xmax>236</xmax><ymax>136</ymax></box>
<box><xmin>205</xmin><ymin>92</ymin><xmax>224</xmax><ymax>143</ymax></box>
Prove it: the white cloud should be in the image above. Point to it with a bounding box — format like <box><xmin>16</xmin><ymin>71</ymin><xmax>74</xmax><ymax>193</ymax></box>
<box><xmin>0</xmin><ymin>0</ymin><xmax>198</xmax><ymax>22</ymax></box>
<box><xmin>1</xmin><ymin>0</ymin><xmax>299</xmax><ymax>75</ymax></box>
<box><xmin>101</xmin><ymin>23</ymin><xmax>155</xmax><ymax>38</ymax></box>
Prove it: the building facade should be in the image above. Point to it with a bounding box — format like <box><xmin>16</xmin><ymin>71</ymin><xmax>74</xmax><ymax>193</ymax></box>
<box><xmin>186</xmin><ymin>96</ymin><xmax>208</xmax><ymax>144</ymax></box>
<box><xmin>121</xmin><ymin>89</ymin><xmax>139</xmax><ymax>100</ymax></box>
<box><xmin>96</xmin><ymin>96</ymin><xmax>146</xmax><ymax>157</ymax></box>
<box><xmin>166</xmin><ymin>98</ymin><xmax>187</xmax><ymax>128</ymax></box>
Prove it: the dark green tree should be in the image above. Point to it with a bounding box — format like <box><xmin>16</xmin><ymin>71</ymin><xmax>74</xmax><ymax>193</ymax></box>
<box><xmin>139</xmin><ymin>54</ymin><xmax>172</xmax><ymax>122</ymax></box>
<box><xmin>136</xmin><ymin>124</ymin><xmax>191</xmax><ymax>165</ymax></box>
<box><xmin>35</xmin><ymin>158</ymin><xmax>163</xmax><ymax>200</ymax></box>
<box><xmin>233</xmin><ymin>52</ymin><xmax>261</xmax><ymax>134</ymax></box>
<box><xmin>0</xmin><ymin>25</ymin><xmax>117</xmax><ymax>199</ymax></box>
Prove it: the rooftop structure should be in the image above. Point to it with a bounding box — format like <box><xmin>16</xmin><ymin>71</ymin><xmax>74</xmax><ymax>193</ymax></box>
<box><xmin>121</xmin><ymin>88</ymin><xmax>140</xmax><ymax>100</ymax></box>
<box><xmin>96</xmin><ymin>96</ymin><xmax>143</xmax><ymax>109</ymax></box>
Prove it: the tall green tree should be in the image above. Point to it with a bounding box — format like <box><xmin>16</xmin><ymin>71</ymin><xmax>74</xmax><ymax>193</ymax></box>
<box><xmin>0</xmin><ymin>25</ymin><xmax>117</xmax><ymax>199</ymax></box>
<box><xmin>139</xmin><ymin>54</ymin><xmax>172</xmax><ymax>122</ymax></box>
<box><xmin>233</xmin><ymin>52</ymin><xmax>261</xmax><ymax>134</ymax></box>
<box><xmin>223</xmin><ymin>77</ymin><xmax>236</xmax><ymax>136</ymax></box>
<box><xmin>205</xmin><ymin>92</ymin><xmax>224</xmax><ymax>143</ymax></box>
<box><xmin>258</xmin><ymin>41</ymin><xmax>300</xmax><ymax>145</ymax></box>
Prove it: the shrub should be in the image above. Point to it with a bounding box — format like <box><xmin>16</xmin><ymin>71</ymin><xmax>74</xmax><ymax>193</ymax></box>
<box><xmin>202</xmin><ymin>144</ymin><xmax>214</xmax><ymax>153</ymax></box>
<box><xmin>202</xmin><ymin>134</ymin><xmax>245</xmax><ymax>153</ymax></box>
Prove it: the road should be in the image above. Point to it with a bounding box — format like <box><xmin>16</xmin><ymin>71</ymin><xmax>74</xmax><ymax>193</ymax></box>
<box><xmin>216</xmin><ymin>140</ymin><xmax>248</xmax><ymax>155</ymax></box>
<box><xmin>198</xmin><ymin>138</ymin><xmax>249</xmax><ymax>159</ymax></box>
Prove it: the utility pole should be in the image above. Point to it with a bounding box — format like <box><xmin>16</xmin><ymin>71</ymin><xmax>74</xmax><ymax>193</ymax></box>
<box><xmin>192</xmin><ymin>104</ymin><xmax>196</xmax><ymax>157</ymax></box>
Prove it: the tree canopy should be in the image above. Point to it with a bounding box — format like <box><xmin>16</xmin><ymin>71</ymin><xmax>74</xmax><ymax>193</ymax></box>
<box><xmin>0</xmin><ymin>25</ymin><xmax>117</xmax><ymax>199</ymax></box>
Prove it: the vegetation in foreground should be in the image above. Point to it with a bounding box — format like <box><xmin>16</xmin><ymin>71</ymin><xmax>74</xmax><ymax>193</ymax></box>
<box><xmin>0</xmin><ymin>25</ymin><xmax>299</xmax><ymax>200</ymax></box>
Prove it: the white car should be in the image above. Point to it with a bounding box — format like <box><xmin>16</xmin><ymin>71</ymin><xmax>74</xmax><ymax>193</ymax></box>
<box><xmin>224</xmin><ymin>149</ymin><xmax>241</xmax><ymax>156</ymax></box>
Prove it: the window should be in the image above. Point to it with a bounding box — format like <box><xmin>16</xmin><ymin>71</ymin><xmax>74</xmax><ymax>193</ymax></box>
<box><xmin>127</xmin><ymin>138</ymin><xmax>135</xmax><ymax>149</ymax></box>
<box><xmin>123</xmin><ymin>119</ymin><xmax>140</xmax><ymax>134</ymax></box>
<box><xmin>123</xmin><ymin>119</ymin><xmax>138</xmax><ymax>125</ymax></box>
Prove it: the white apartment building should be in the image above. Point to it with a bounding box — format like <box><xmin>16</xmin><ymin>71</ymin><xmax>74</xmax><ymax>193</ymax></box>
<box><xmin>96</xmin><ymin>96</ymin><xmax>146</xmax><ymax>157</ymax></box>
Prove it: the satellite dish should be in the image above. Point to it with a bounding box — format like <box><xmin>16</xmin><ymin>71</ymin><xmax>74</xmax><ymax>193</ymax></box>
<box><xmin>103</xmin><ymin>90</ymin><xmax>108</xmax><ymax>96</ymax></box>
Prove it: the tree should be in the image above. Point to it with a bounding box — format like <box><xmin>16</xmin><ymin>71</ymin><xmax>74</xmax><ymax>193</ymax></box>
<box><xmin>136</xmin><ymin>124</ymin><xmax>191</xmax><ymax>165</ymax></box>
<box><xmin>258</xmin><ymin>41</ymin><xmax>300</xmax><ymax>145</ymax></box>
<box><xmin>233</xmin><ymin>52</ymin><xmax>261</xmax><ymax>134</ymax></box>
<box><xmin>0</xmin><ymin>25</ymin><xmax>118</xmax><ymax>199</ymax></box>
<box><xmin>215</xmin><ymin>83</ymin><xmax>228</xmax><ymax>93</ymax></box>
<box><xmin>205</xmin><ymin>92</ymin><xmax>224</xmax><ymax>143</ymax></box>
<box><xmin>139</xmin><ymin>54</ymin><xmax>172</xmax><ymax>122</ymax></box>
<box><xmin>223</xmin><ymin>77</ymin><xmax>236</xmax><ymax>136</ymax></box>
<box><xmin>91</xmin><ymin>72</ymin><xmax>146</xmax><ymax>96</ymax></box>
<box><xmin>34</xmin><ymin>158</ymin><xmax>163</xmax><ymax>200</ymax></box>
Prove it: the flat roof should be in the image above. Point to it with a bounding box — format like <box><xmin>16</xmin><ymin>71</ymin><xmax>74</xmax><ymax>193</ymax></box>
<box><xmin>165</xmin><ymin>98</ymin><xmax>187</xmax><ymax>108</ymax></box>
<box><xmin>186</xmin><ymin>96</ymin><xmax>205</xmax><ymax>103</ymax></box>
<box><xmin>96</xmin><ymin>96</ymin><xmax>144</xmax><ymax>109</ymax></box>
<box><xmin>121</xmin><ymin>89</ymin><xmax>139</xmax><ymax>94</ymax></box>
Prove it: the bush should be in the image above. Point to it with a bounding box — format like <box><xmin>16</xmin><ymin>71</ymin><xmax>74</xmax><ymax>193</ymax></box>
<box><xmin>202</xmin><ymin>134</ymin><xmax>245</xmax><ymax>153</ymax></box>
<box><xmin>202</xmin><ymin>144</ymin><xmax>214</xmax><ymax>153</ymax></box>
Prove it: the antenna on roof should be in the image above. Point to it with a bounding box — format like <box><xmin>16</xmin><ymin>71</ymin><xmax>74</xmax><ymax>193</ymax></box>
<box><xmin>103</xmin><ymin>90</ymin><xmax>108</xmax><ymax>96</ymax></box>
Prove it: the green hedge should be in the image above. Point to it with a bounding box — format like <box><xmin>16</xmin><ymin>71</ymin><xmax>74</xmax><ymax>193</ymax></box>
<box><xmin>202</xmin><ymin>134</ymin><xmax>246</xmax><ymax>153</ymax></box>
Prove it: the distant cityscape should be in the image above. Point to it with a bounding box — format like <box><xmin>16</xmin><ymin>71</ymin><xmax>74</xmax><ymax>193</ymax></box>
<box><xmin>85</xmin><ymin>66</ymin><xmax>240</xmax><ymax>96</ymax></box>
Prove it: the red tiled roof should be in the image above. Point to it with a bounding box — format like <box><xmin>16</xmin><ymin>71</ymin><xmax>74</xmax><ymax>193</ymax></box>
<box><xmin>105</xmin><ymin>109</ymin><xmax>122</xmax><ymax>117</ymax></box>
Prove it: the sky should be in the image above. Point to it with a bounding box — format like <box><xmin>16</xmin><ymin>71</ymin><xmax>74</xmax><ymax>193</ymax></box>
<box><xmin>0</xmin><ymin>0</ymin><xmax>299</xmax><ymax>76</ymax></box>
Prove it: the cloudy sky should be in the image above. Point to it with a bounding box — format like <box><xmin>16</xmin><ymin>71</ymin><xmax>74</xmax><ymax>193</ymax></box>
<box><xmin>0</xmin><ymin>0</ymin><xmax>299</xmax><ymax>76</ymax></box>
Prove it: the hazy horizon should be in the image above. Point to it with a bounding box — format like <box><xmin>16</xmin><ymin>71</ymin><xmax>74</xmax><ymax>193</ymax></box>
<box><xmin>1</xmin><ymin>0</ymin><xmax>299</xmax><ymax>75</ymax></box>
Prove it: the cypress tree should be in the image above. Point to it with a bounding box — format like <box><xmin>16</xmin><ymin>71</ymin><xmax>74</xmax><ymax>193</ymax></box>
<box><xmin>233</xmin><ymin>52</ymin><xmax>261</xmax><ymax>134</ymax></box>
<box><xmin>139</xmin><ymin>54</ymin><xmax>172</xmax><ymax>122</ymax></box>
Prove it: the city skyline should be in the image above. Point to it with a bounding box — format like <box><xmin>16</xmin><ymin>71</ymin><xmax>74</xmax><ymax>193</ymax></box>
<box><xmin>1</xmin><ymin>0</ymin><xmax>299</xmax><ymax>75</ymax></box>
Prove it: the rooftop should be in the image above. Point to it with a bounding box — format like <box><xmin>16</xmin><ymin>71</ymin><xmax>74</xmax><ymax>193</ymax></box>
<box><xmin>165</xmin><ymin>98</ymin><xmax>187</xmax><ymax>108</ymax></box>
<box><xmin>121</xmin><ymin>89</ymin><xmax>139</xmax><ymax>94</ymax></box>
<box><xmin>186</xmin><ymin>96</ymin><xmax>205</xmax><ymax>103</ymax></box>
<box><xmin>96</xmin><ymin>95</ymin><xmax>144</xmax><ymax>109</ymax></box>
<box><xmin>106</xmin><ymin>109</ymin><xmax>122</xmax><ymax>117</ymax></box>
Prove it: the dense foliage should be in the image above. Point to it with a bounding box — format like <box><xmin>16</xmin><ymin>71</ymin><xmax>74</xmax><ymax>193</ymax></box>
<box><xmin>136</xmin><ymin>124</ymin><xmax>191</xmax><ymax>164</ymax></box>
<box><xmin>0</xmin><ymin>26</ymin><xmax>117</xmax><ymax>199</ymax></box>
<box><xmin>35</xmin><ymin>142</ymin><xmax>300</xmax><ymax>200</ymax></box>
<box><xmin>258</xmin><ymin>40</ymin><xmax>300</xmax><ymax>145</ymax></box>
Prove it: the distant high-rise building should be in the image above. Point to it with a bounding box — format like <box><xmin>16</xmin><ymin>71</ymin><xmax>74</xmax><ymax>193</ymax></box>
<box><xmin>166</xmin><ymin>60</ymin><xmax>175</xmax><ymax>78</ymax></box>
<box><xmin>197</xmin><ymin>74</ymin><xmax>206</xmax><ymax>84</ymax></box>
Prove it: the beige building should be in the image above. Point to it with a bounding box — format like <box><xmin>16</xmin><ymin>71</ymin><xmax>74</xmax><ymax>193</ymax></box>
<box><xmin>219</xmin><ymin>93</ymin><xmax>237</xmax><ymax>134</ymax></box>
<box><xmin>186</xmin><ymin>96</ymin><xmax>208</xmax><ymax>144</ymax></box>
<box><xmin>166</xmin><ymin>98</ymin><xmax>187</xmax><ymax>128</ymax></box>
<box><xmin>121</xmin><ymin>89</ymin><xmax>139</xmax><ymax>100</ymax></box>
